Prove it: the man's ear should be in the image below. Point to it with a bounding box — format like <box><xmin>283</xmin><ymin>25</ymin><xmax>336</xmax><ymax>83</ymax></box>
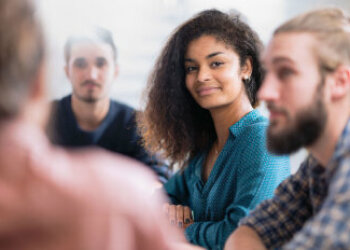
<box><xmin>113</xmin><ymin>64</ymin><xmax>119</xmax><ymax>79</ymax></box>
<box><xmin>331</xmin><ymin>65</ymin><xmax>350</xmax><ymax>100</ymax></box>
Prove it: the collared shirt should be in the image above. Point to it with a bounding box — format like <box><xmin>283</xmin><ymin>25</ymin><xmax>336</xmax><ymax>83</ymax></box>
<box><xmin>240</xmin><ymin>118</ymin><xmax>350</xmax><ymax>249</ymax></box>
<box><xmin>165</xmin><ymin>110</ymin><xmax>290</xmax><ymax>249</ymax></box>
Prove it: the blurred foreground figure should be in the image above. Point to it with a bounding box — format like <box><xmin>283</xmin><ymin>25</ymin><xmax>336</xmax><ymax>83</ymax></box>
<box><xmin>0</xmin><ymin>0</ymin><xmax>201</xmax><ymax>249</ymax></box>
<box><xmin>225</xmin><ymin>8</ymin><xmax>350</xmax><ymax>250</ymax></box>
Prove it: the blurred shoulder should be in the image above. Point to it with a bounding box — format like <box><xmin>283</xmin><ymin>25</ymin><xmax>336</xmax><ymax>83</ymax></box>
<box><xmin>110</xmin><ymin>100</ymin><xmax>136</xmax><ymax>113</ymax></box>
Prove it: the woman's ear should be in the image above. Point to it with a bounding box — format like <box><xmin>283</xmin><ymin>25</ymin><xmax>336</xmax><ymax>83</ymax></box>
<box><xmin>241</xmin><ymin>57</ymin><xmax>253</xmax><ymax>80</ymax></box>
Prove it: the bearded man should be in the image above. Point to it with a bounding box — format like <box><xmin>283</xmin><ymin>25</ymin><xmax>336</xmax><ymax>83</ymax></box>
<box><xmin>225</xmin><ymin>8</ymin><xmax>350</xmax><ymax>250</ymax></box>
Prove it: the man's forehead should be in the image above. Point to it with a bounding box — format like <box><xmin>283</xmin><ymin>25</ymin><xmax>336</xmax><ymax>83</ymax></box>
<box><xmin>262</xmin><ymin>32</ymin><xmax>317</xmax><ymax>66</ymax></box>
<box><xmin>70</xmin><ymin>41</ymin><xmax>114</xmax><ymax>58</ymax></box>
<box><xmin>71</xmin><ymin>40</ymin><xmax>111</xmax><ymax>51</ymax></box>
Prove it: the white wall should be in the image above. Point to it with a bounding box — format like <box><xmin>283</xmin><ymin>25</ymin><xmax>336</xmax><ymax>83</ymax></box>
<box><xmin>38</xmin><ymin>0</ymin><xmax>350</xmax><ymax>172</ymax></box>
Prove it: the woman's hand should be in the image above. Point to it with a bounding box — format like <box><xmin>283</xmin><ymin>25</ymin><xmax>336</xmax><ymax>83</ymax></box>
<box><xmin>163</xmin><ymin>203</ymin><xmax>194</xmax><ymax>230</ymax></box>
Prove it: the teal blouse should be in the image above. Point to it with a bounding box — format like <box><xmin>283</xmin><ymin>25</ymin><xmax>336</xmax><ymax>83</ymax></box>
<box><xmin>164</xmin><ymin>110</ymin><xmax>290</xmax><ymax>249</ymax></box>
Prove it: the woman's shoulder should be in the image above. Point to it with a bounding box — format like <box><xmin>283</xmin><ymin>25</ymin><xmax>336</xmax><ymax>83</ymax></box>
<box><xmin>229</xmin><ymin>110</ymin><xmax>268</xmax><ymax>141</ymax></box>
<box><xmin>241</xmin><ymin>109</ymin><xmax>269</xmax><ymax>130</ymax></box>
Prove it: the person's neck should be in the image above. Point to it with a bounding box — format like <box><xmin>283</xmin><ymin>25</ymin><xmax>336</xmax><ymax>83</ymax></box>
<box><xmin>71</xmin><ymin>95</ymin><xmax>110</xmax><ymax>131</ymax></box>
<box><xmin>210</xmin><ymin>95</ymin><xmax>253</xmax><ymax>149</ymax></box>
<box><xmin>308</xmin><ymin>106</ymin><xmax>350</xmax><ymax>167</ymax></box>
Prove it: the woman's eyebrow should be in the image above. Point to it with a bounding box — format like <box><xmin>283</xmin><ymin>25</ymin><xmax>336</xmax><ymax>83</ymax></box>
<box><xmin>206</xmin><ymin>51</ymin><xmax>224</xmax><ymax>59</ymax></box>
<box><xmin>185</xmin><ymin>51</ymin><xmax>224</xmax><ymax>62</ymax></box>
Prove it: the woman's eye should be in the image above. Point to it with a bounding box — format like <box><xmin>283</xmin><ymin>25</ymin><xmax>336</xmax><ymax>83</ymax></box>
<box><xmin>211</xmin><ymin>61</ymin><xmax>223</xmax><ymax>68</ymax></box>
<box><xmin>185</xmin><ymin>66</ymin><xmax>198</xmax><ymax>73</ymax></box>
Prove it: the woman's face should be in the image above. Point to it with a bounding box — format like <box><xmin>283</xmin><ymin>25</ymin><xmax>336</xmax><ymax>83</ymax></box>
<box><xmin>184</xmin><ymin>35</ymin><xmax>252</xmax><ymax>110</ymax></box>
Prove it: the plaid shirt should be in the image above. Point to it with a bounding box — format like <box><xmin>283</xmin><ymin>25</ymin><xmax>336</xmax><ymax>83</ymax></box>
<box><xmin>240</xmin><ymin>119</ymin><xmax>350</xmax><ymax>249</ymax></box>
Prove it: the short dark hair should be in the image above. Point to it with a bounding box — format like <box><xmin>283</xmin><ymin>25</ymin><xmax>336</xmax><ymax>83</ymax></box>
<box><xmin>64</xmin><ymin>27</ymin><xmax>117</xmax><ymax>64</ymax></box>
<box><xmin>138</xmin><ymin>9</ymin><xmax>264</xmax><ymax>169</ymax></box>
<box><xmin>0</xmin><ymin>0</ymin><xmax>45</xmax><ymax>120</ymax></box>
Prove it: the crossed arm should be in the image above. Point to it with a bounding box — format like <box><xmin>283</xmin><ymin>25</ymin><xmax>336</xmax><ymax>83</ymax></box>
<box><xmin>163</xmin><ymin>203</ymin><xmax>266</xmax><ymax>250</ymax></box>
<box><xmin>163</xmin><ymin>203</ymin><xmax>194</xmax><ymax>230</ymax></box>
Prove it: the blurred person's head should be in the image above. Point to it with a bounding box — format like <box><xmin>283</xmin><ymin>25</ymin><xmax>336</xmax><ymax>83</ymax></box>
<box><xmin>64</xmin><ymin>27</ymin><xmax>118</xmax><ymax>103</ymax></box>
<box><xmin>139</xmin><ymin>9</ymin><xmax>263</xmax><ymax>169</ymax></box>
<box><xmin>0</xmin><ymin>0</ymin><xmax>46</xmax><ymax>125</ymax></box>
<box><xmin>258</xmin><ymin>8</ymin><xmax>350</xmax><ymax>154</ymax></box>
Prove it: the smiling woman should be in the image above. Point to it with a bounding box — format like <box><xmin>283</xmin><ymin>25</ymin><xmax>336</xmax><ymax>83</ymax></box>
<box><xmin>138</xmin><ymin>9</ymin><xmax>291</xmax><ymax>249</ymax></box>
<box><xmin>184</xmin><ymin>35</ymin><xmax>251</xmax><ymax>111</ymax></box>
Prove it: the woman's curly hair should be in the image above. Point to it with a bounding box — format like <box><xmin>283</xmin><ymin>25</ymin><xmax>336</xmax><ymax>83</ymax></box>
<box><xmin>138</xmin><ymin>9</ymin><xmax>264</xmax><ymax>170</ymax></box>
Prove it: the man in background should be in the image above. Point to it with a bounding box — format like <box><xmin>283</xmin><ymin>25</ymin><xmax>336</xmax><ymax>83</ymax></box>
<box><xmin>225</xmin><ymin>8</ymin><xmax>350</xmax><ymax>250</ymax></box>
<box><xmin>47</xmin><ymin>28</ymin><xmax>169</xmax><ymax>183</ymax></box>
<box><xmin>0</xmin><ymin>0</ymin><xmax>201</xmax><ymax>249</ymax></box>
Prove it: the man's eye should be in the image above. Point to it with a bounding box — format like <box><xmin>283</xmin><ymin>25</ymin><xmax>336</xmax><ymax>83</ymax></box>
<box><xmin>277</xmin><ymin>68</ymin><xmax>294</xmax><ymax>80</ymax></box>
<box><xmin>74</xmin><ymin>59</ymin><xmax>87</xmax><ymax>68</ymax></box>
<box><xmin>96</xmin><ymin>58</ymin><xmax>106</xmax><ymax>68</ymax></box>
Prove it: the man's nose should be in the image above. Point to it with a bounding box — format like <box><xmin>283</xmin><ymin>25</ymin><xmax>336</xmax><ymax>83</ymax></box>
<box><xmin>87</xmin><ymin>66</ymin><xmax>99</xmax><ymax>80</ymax></box>
<box><xmin>257</xmin><ymin>73</ymin><xmax>280</xmax><ymax>102</ymax></box>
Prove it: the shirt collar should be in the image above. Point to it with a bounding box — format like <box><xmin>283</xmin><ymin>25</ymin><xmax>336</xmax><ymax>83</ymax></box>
<box><xmin>325</xmin><ymin>118</ymin><xmax>350</xmax><ymax>180</ymax></box>
<box><xmin>308</xmin><ymin>118</ymin><xmax>350</xmax><ymax>182</ymax></box>
<box><xmin>228</xmin><ymin>109</ymin><xmax>266</xmax><ymax>138</ymax></box>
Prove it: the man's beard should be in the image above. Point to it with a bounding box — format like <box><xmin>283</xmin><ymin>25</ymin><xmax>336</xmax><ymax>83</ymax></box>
<box><xmin>266</xmin><ymin>81</ymin><xmax>327</xmax><ymax>155</ymax></box>
<box><xmin>77</xmin><ymin>94</ymin><xmax>98</xmax><ymax>103</ymax></box>
<box><xmin>75</xmin><ymin>80</ymin><xmax>102</xmax><ymax>103</ymax></box>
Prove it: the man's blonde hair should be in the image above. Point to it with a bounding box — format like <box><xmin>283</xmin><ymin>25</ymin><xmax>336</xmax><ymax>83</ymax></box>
<box><xmin>0</xmin><ymin>0</ymin><xmax>44</xmax><ymax>120</ymax></box>
<box><xmin>275</xmin><ymin>8</ymin><xmax>350</xmax><ymax>74</ymax></box>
